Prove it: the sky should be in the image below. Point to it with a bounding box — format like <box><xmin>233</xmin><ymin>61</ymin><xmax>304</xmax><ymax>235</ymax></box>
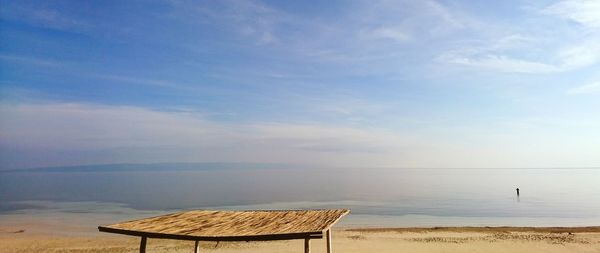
<box><xmin>1</xmin><ymin>0</ymin><xmax>599</xmax><ymax>170</ymax></box>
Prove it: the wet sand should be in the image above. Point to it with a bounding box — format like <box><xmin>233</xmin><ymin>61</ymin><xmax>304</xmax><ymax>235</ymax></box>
<box><xmin>2</xmin><ymin>226</ymin><xmax>600</xmax><ymax>253</ymax></box>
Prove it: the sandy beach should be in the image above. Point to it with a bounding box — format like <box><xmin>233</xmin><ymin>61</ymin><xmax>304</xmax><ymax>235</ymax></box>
<box><xmin>2</xmin><ymin>226</ymin><xmax>600</xmax><ymax>253</ymax></box>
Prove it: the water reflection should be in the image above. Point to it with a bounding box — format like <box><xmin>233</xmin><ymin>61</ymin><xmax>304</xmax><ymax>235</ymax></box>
<box><xmin>1</xmin><ymin>166</ymin><xmax>600</xmax><ymax>224</ymax></box>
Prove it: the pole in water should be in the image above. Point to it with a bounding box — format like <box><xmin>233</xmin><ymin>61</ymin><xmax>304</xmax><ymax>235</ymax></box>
<box><xmin>516</xmin><ymin>188</ymin><xmax>520</xmax><ymax>196</ymax></box>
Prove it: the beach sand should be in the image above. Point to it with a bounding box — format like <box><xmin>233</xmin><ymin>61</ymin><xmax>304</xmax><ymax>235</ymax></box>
<box><xmin>2</xmin><ymin>226</ymin><xmax>600</xmax><ymax>253</ymax></box>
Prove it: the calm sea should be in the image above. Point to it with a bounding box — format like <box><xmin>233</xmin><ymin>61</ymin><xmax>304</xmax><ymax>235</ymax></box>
<box><xmin>1</xmin><ymin>164</ymin><xmax>600</xmax><ymax>232</ymax></box>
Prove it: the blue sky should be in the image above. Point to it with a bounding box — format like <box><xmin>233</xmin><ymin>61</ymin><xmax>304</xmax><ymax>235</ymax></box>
<box><xmin>1</xmin><ymin>0</ymin><xmax>599</xmax><ymax>169</ymax></box>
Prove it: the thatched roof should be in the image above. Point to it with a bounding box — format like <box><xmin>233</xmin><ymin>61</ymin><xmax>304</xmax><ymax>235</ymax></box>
<box><xmin>98</xmin><ymin>209</ymin><xmax>349</xmax><ymax>241</ymax></box>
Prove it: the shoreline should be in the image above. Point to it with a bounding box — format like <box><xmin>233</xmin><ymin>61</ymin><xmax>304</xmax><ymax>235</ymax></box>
<box><xmin>347</xmin><ymin>226</ymin><xmax>600</xmax><ymax>233</ymax></box>
<box><xmin>3</xmin><ymin>225</ymin><xmax>600</xmax><ymax>236</ymax></box>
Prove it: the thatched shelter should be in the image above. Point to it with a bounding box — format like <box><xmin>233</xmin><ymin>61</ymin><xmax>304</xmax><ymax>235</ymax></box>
<box><xmin>98</xmin><ymin>209</ymin><xmax>349</xmax><ymax>253</ymax></box>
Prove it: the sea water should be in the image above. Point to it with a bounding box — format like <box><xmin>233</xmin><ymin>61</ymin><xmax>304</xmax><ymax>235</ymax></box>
<box><xmin>1</xmin><ymin>165</ymin><xmax>599</xmax><ymax>232</ymax></box>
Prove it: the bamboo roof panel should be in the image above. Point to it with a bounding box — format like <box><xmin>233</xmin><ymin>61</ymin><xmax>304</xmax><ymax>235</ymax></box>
<box><xmin>98</xmin><ymin>209</ymin><xmax>349</xmax><ymax>241</ymax></box>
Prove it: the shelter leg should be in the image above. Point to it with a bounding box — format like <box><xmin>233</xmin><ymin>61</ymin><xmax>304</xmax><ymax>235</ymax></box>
<box><xmin>139</xmin><ymin>236</ymin><xmax>147</xmax><ymax>253</ymax></box>
<box><xmin>326</xmin><ymin>229</ymin><xmax>332</xmax><ymax>253</ymax></box>
<box><xmin>194</xmin><ymin>240</ymin><xmax>199</xmax><ymax>253</ymax></box>
<box><xmin>304</xmin><ymin>238</ymin><xmax>311</xmax><ymax>253</ymax></box>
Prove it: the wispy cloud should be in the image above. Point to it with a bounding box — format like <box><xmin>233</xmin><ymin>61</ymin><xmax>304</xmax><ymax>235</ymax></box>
<box><xmin>360</xmin><ymin>27</ymin><xmax>412</xmax><ymax>43</ymax></box>
<box><xmin>0</xmin><ymin>102</ymin><xmax>418</xmax><ymax>169</ymax></box>
<box><xmin>0</xmin><ymin>54</ymin><xmax>63</xmax><ymax>67</ymax></box>
<box><xmin>421</xmin><ymin>0</ymin><xmax>465</xmax><ymax>33</ymax></box>
<box><xmin>170</xmin><ymin>0</ymin><xmax>288</xmax><ymax>45</ymax></box>
<box><xmin>558</xmin><ymin>40</ymin><xmax>600</xmax><ymax>69</ymax></box>
<box><xmin>178</xmin><ymin>0</ymin><xmax>468</xmax><ymax>67</ymax></box>
<box><xmin>437</xmin><ymin>53</ymin><xmax>560</xmax><ymax>74</ymax></box>
<box><xmin>434</xmin><ymin>33</ymin><xmax>557</xmax><ymax>74</ymax></box>
<box><xmin>1</xmin><ymin>2</ymin><xmax>92</xmax><ymax>33</ymax></box>
<box><xmin>94</xmin><ymin>74</ymin><xmax>185</xmax><ymax>89</ymax></box>
<box><xmin>543</xmin><ymin>0</ymin><xmax>600</xmax><ymax>28</ymax></box>
<box><xmin>435</xmin><ymin>0</ymin><xmax>600</xmax><ymax>74</ymax></box>
<box><xmin>0</xmin><ymin>52</ymin><xmax>207</xmax><ymax>91</ymax></box>
<box><xmin>2</xmin><ymin>102</ymin><xmax>600</xmax><ymax>169</ymax></box>
<box><xmin>439</xmin><ymin>39</ymin><xmax>600</xmax><ymax>74</ymax></box>
<box><xmin>567</xmin><ymin>82</ymin><xmax>600</xmax><ymax>95</ymax></box>
<box><xmin>0</xmin><ymin>54</ymin><xmax>197</xmax><ymax>90</ymax></box>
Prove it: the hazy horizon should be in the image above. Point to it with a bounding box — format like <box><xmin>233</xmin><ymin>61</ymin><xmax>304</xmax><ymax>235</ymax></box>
<box><xmin>3</xmin><ymin>161</ymin><xmax>600</xmax><ymax>172</ymax></box>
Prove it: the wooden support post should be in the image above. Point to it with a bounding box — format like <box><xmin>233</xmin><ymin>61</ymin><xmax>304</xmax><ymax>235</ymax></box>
<box><xmin>139</xmin><ymin>236</ymin><xmax>147</xmax><ymax>253</ymax></box>
<box><xmin>194</xmin><ymin>240</ymin><xmax>199</xmax><ymax>253</ymax></box>
<box><xmin>304</xmin><ymin>238</ymin><xmax>311</xmax><ymax>253</ymax></box>
<box><xmin>326</xmin><ymin>229</ymin><xmax>332</xmax><ymax>253</ymax></box>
